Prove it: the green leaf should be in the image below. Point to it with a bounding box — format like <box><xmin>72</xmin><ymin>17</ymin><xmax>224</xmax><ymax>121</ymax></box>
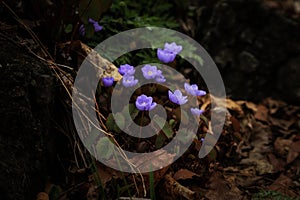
<box><xmin>96</xmin><ymin>137</ymin><xmax>114</xmax><ymax>159</ymax></box>
<box><xmin>85</xmin><ymin>24</ymin><xmax>95</xmax><ymax>38</ymax></box>
<box><xmin>83</xmin><ymin>128</ymin><xmax>100</xmax><ymax>150</ymax></box>
<box><xmin>106</xmin><ymin>113</ymin><xmax>115</xmax><ymax>131</ymax></box>
<box><xmin>64</xmin><ymin>24</ymin><xmax>73</xmax><ymax>33</ymax></box>
<box><xmin>155</xmin><ymin>133</ymin><xmax>166</xmax><ymax>149</ymax></box>
<box><xmin>106</xmin><ymin>113</ymin><xmax>125</xmax><ymax>133</ymax></box>
<box><xmin>79</xmin><ymin>0</ymin><xmax>112</xmax><ymax>23</ymax></box>
<box><xmin>207</xmin><ymin>148</ymin><xmax>217</xmax><ymax>162</ymax></box>
<box><xmin>122</xmin><ymin>103</ymin><xmax>139</xmax><ymax>121</ymax></box>
<box><xmin>181</xmin><ymin>109</ymin><xmax>190</xmax><ymax>125</ymax></box>
<box><xmin>153</xmin><ymin>115</ymin><xmax>173</xmax><ymax>139</ymax></box>
<box><xmin>174</xmin><ymin>108</ymin><xmax>189</xmax><ymax>125</ymax></box>
<box><xmin>114</xmin><ymin>112</ymin><xmax>125</xmax><ymax>130</ymax></box>
<box><xmin>200</xmin><ymin>114</ymin><xmax>209</xmax><ymax>126</ymax></box>
<box><xmin>48</xmin><ymin>185</ymin><xmax>61</xmax><ymax>200</ymax></box>
<box><xmin>176</xmin><ymin>128</ymin><xmax>196</xmax><ymax>144</ymax></box>
<box><xmin>169</xmin><ymin>119</ymin><xmax>176</xmax><ymax>128</ymax></box>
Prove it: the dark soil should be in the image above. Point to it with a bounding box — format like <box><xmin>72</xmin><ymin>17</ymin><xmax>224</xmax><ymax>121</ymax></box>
<box><xmin>0</xmin><ymin>37</ymin><xmax>56</xmax><ymax>200</ymax></box>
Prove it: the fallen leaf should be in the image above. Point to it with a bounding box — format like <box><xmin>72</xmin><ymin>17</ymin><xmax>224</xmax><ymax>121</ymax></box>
<box><xmin>106</xmin><ymin>149</ymin><xmax>176</xmax><ymax>173</ymax></box>
<box><xmin>262</xmin><ymin>98</ymin><xmax>285</xmax><ymax>115</ymax></box>
<box><xmin>274</xmin><ymin>137</ymin><xmax>292</xmax><ymax>157</ymax></box>
<box><xmin>86</xmin><ymin>184</ymin><xmax>99</xmax><ymax>200</ymax></box>
<box><xmin>269</xmin><ymin>117</ymin><xmax>294</xmax><ymax>131</ymax></box>
<box><xmin>96</xmin><ymin>163</ymin><xmax>122</xmax><ymax>186</ymax></box>
<box><xmin>173</xmin><ymin>169</ymin><xmax>200</xmax><ymax>181</ymax></box>
<box><xmin>268</xmin><ymin>174</ymin><xmax>299</xmax><ymax>198</ymax></box>
<box><xmin>205</xmin><ymin>172</ymin><xmax>244</xmax><ymax>200</ymax></box>
<box><xmin>36</xmin><ymin>192</ymin><xmax>49</xmax><ymax>200</ymax></box>
<box><xmin>267</xmin><ymin>153</ymin><xmax>285</xmax><ymax>172</ymax></box>
<box><xmin>236</xmin><ymin>100</ymin><xmax>257</xmax><ymax>113</ymax></box>
<box><xmin>291</xmin><ymin>140</ymin><xmax>300</xmax><ymax>152</ymax></box>
<box><xmin>287</xmin><ymin>149</ymin><xmax>299</xmax><ymax>164</ymax></box>
<box><xmin>254</xmin><ymin>104</ymin><xmax>268</xmax><ymax>122</ymax></box>
<box><xmin>212</xmin><ymin>96</ymin><xmax>244</xmax><ymax>116</ymax></box>
<box><xmin>161</xmin><ymin>174</ymin><xmax>196</xmax><ymax>200</ymax></box>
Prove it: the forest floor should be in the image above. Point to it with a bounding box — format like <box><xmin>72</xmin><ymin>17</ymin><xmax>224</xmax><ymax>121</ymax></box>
<box><xmin>1</xmin><ymin>1</ymin><xmax>300</xmax><ymax>200</ymax></box>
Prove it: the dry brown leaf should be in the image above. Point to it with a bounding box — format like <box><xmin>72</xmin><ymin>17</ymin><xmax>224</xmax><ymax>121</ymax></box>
<box><xmin>267</xmin><ymin>153</ymin><xmax>285</xmax><ymax>172</ymax></box>
<box><xmin>106</xmin><ymin>149</ymin><xmax>175</xmax><ymax>173</ymax></box>
<box><xmin>162</xmin><ymin>174</ymin><xmax>196</xmax><ymax>200</ymax></box>
<box><xmin>133</xmin><ymin>164</ymin><xmax>170</xmax><ymax>195</ymax></box>
<box><xmin>269</xmin><ymin>116</ymin><xmax>295</xmax><ymax>131</ymax></box>
<box><xmin>173</xmin><ymin>169</ymin><xmax>200</xmax><ymax>181</ymax></box>
<box><xmin>287</xmin><ymin>149</ymin><xmax>299</xmax><ymax>164</ymax></box>
<box><xmin>36</xmin><ymin>192</ymin><xmax>49</xmax><ymax>200</ymax></box>
<box><xmin>205</xmin><ymin>172</ymin><xmax>244</xmax><ymax>200</ymax></box>
<box><xmin>274</xmin><ymin>137</ymin><xmax>292</xmax><ymax>157</ymax></box>
<box><xmin>236</xmin><ymin>100</ymin><xmax>258</xmax><ymax>113</ymax></box>
<box><xmin>58</xmin><ymin>40</ymin><xmax>122</xmax><ymax>82</ymax></box>
<box><xmin>86</xmin><ymin>184</ymin><xmax>99</xmax><ymax>200</ymax></box>
<box><xmin>249</xmin><ymin>121</ymin><xmax>272</xmax><ymax>158</ymax></box>
<box><xmin>230</xmin><ymin>116</ymin><xmax>241</xmax><ymax>133</ymax></box>
<box><xmin>212</xmin><ymin>96</ymin><xmax>244</xmax><ymax>116</ymax></box>
<box><xmin>254</xmin><ymin>104</ymin><xmax>268</xmax><ymax>122</ymax></box>
<box><xmin>268</xmin><ymin>174</ymin><xmax>299</xmax><ymax>198</ymax></box>
<box><xmin>233</xmin><ymin>167</ymin><xmax>263</xmax><ymax>188</ymax></box>
<box><xmin>130</xmin><ymin>150</ymin><xmax>176</xmax><ymax>170</ymax></box>
<box><xmin>96</xmin><ymin>163</ymin><xmax>122</xmax><ymax>186</ymax></box>
<box><xmin>291</xmin><ymin>140</ymin><xmax>300</xmax><ymax>152</ymax></box>
<box><xmin>262</xmin><ymin>98</ymin><xmax>286</xmax><ymax>115</ymax></box>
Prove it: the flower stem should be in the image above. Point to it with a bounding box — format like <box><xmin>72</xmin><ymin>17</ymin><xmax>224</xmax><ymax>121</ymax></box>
<box><xmin>139</xmin><ymin>111</ymin><xmax>144</xmax><ymax>144</ymax></box>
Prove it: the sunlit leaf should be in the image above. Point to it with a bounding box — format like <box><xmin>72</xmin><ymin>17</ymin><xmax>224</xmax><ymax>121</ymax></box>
<box><xmin>169</xmin><ymin>119</ymin><xmax>176</xmax><ymax>128</ymax></box>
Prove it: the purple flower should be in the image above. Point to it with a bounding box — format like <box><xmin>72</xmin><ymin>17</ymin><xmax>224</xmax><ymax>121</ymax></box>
<box><xmin>135</xmin><ymin>94</ymin><xmax>157</xmax><ymax>111</ymax></box>
<box><xmin>164</xmin><ymin>42</ymin><xmax>183</xmax><ymax>54</ymax></box>
<box><xmin>118</xmin><ymin>64</ymin><xmax>135</xmax><ymax>76</ymax></box>
<box><xmin>122</xmin><ymin>75</ymin><xmax>138</xmax><ymax>87</ymax></box>
<box><xmin>79</xmin><ymin>18</ymin><xmax>103</xmax><ymax>36</ymax></box>
<box><xmin>155</xmin><ymin>70</ymin><xmax>166</xmax><ymax>83</ymax></box>
<box><xmin>102</xmin><ymin>76</ymin><xmax>114</xmax><ymax>87</ymax></box>
<box><xmin>190</xmin><ymin>108</ymin><xmax>204</xmax><ymax>116</ymax></box>
<box><xmin>168</xmin><ymin>90</ymin><xmax>188</xmax><ymax>105</ymax></box>
<box><xmin>88</xmin><ymin>18</ymin><xmax>103</xmax><ymax>32</ymax></box>
<box><xmin>157</xmin><ymin>48</ymin><xmax>176</xmax><ymax>63</ymax></box>
<box><xmin>141</xmin><ymin>64</ymin><xmax>159</xmax><ymax>79</ymax></box>
<box><xmin>79</xmin><ymin>24</ymin><xmax>85</xmax><ymax>36</ymax></box>
<box><xmin>184</xmin><ymin>83</ymin><xmax>206</xmax><ymax>96</ymax></box>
